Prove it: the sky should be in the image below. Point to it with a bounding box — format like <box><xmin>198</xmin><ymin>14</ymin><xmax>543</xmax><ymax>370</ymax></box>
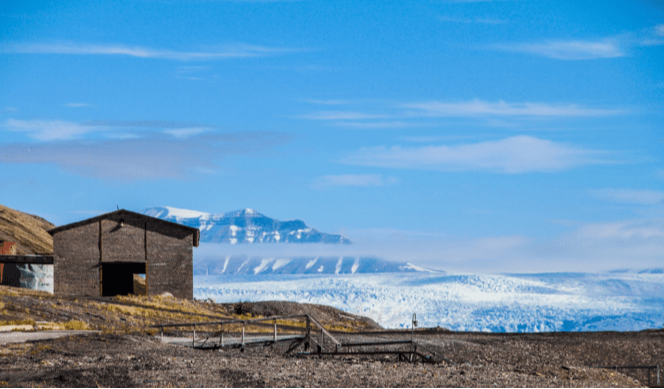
<box><xmin>1</xmin><ymin>0</ymin><xmax>663</xmax><ymax>272</ymax></box>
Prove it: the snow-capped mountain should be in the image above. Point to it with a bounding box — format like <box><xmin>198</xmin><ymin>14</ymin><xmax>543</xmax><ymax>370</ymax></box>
<box><xmin>194</xmin><ymin>255</ymin><xmax>442</xmax><ymax>276</ymax></box>
<box><xmin>142</xmin><ymin>206</ymin><xmax>350</xmax><ymax>244</ymax></box>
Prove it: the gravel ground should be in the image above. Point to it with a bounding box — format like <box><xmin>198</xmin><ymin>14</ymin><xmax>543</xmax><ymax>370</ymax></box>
<box><xmin>1</xmin><ymin>330</ymin><xmax>660</xmax><ymax>387</ymax></box>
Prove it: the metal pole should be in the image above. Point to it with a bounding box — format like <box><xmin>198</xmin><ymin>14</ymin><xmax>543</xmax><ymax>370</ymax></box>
<box><xmin>657</xmin><ymin>365</ymin><xmax>660</xmax><ymax>387</ymax></box>
<box><xmin>220</xmin><ymin>325</ymin><xmax>223</xmax><ymax>347</ymax></box>
<box><xmin>193</xmin><ymin>324</ymin><xmax>196</xmax><ymax>348</ymax></box>
<box><xmin>242</xmin><ymin>323</ymin><xmax>245</xmax><ymax>345</ymax></box>
<box><xmin>161</xmin><ymin>326</ymin><xmax>163</xmax><ymax>342</ymax></box>
<box><xmin>274</xmin><ymin>319</ymin><xmax>277</xmax><ymax>341</ymax></box>
<box><xmin>221</xmin><ymin>332</ymin><xmax>224</xmax><ymax>347</ymax></box>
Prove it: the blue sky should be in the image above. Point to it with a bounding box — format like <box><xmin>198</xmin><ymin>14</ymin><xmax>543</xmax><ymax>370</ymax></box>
<box><xmin>1</xmin><ymin>0</ymin><xmax>663</xmax><ymax>271</ymax></box>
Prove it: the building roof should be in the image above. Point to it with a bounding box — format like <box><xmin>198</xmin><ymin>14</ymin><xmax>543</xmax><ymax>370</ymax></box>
<box><xmin>47</xmin><ymin>209</ymin><xmax>200</xmax><ymax>247</ymax></box>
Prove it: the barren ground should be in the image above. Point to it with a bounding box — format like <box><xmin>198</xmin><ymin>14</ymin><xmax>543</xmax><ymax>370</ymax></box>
<box><xmin>0</xmin><ymin>285</ymin><xmax>662</xmax><ymax>387</ymax></box>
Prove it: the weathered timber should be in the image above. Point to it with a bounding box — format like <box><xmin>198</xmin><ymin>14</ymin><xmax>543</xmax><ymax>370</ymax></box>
<box><xmin>49</xmin><ymin>209</ymin><xmax>198</xmax><ymax>299</ymax></box>
<box><xmin>0</xmin><ymin>255</ymin><xmax>53</xmax><ymax>264</ymax></box>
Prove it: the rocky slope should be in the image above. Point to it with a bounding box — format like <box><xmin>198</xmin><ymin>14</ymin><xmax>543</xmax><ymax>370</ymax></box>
<box><xmin>0</xmin><ymin>204</ymin><xmax>54</xmax><ymax>255</ymax></box>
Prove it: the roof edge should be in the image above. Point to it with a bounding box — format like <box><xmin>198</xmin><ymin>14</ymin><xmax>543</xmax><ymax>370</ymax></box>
<box><xmin>48</xmin><ymin>209</ymin><xmax>201</xmax><ymax>244</ymax></box>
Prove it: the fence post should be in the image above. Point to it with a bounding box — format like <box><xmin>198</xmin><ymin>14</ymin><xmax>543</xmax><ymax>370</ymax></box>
<box><xmin>656</xmin><ymin>365</ymin><xmax>660</xmax><ymax>387</ymax></box>
<box><xmin>242</xmin><ymin>322</ymin><xmax>245</xmax><ymax>345</ymax></box>
<box><xmin>274</xmin><ymin>319</ymin><xmax>277</xmax><ymax>341</ymax></box>
<box><xmin>193</xmin><ymin>324</ymin><xmax>196</xmax><ymax>348</ymax></box>
<box><xmin>305</xmin><ymin>315</ymin><xmax>311</xmax><ymax>352</ymax></box>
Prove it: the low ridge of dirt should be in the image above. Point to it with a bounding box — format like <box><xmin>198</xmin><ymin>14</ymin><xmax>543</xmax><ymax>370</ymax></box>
<box><xmin>233</xmin><ymin>301</ymin><xmax>382</xmax><ymax>331</ymax></box>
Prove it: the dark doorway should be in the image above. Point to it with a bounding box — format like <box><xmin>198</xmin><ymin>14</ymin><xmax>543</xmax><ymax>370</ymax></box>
<box><xmin>101</xmin><ymin>262</ymin><xmax>147</xmax><ymax>297</ymax></box>
<box><xmin>0</xmin><ymin>263</ymin><xmax>21</xmax><ymax>287</ymax></box>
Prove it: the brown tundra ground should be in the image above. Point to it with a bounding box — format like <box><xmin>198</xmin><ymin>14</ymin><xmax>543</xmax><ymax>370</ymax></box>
<box><xmin>0</xmin><ymin>285</ymin><xmax>662</xmax><ymax>387</ymax></box>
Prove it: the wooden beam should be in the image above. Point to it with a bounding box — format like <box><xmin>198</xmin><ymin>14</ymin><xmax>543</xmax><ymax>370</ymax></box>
<box><xmin>0</xmin><ymin>255</ymin><xmax>54</xmax><ymax>264</ymax></box>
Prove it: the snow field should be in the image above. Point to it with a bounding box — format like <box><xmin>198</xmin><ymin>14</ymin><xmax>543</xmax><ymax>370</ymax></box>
<box><xmin>194</xmin><ymin>272</ymin><xmax>664</xmax><ymax>333</ymax></box>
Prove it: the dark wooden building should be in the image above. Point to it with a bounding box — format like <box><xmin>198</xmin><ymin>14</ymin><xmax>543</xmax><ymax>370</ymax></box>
<box><xmin>48</xmin><ymin>210</ymin><xmax>199</xmax><ymax>299</ymax></box>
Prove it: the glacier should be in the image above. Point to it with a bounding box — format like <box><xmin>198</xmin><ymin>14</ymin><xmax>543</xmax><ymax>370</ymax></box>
<box><xmin>194</xmin><ymin>271</ymin><xmax>664</xmax><ymax>333</ymax></box>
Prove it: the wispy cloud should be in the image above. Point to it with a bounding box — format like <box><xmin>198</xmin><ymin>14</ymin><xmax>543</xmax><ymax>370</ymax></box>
<box><xmin>591</xmin><ymin>188</ymin><xmax>664</xmax><ymax>205</ymax></box>
<box><xmin>2</xmin><ymin>119</ymin><xmax>226</xmax><ymax>141</ymax></box>
<box><xmin>438</xmin><ymin>15</ymin><xmax>506</xmax><ymax>24</ymax></box>
<box><xmin>494</xmin><ymin>24</ymin><xmax>664</xmax><ymax>60</ymax></box>
<box><xmin>344</xmin><ymin>136</ymin><xmax>613</xmax><ymax>174</ymax></box>
<box><xmin>0</xmin><ymin>132</ymin><xmax>291</xmax><ymax>181</ymax></box>
<box><xmin>402</xmin><ymin>99</ymin><xmax>622</xmax><ymax>117</ymax></box>
<box><xmin>3</xmin><ymin>119</ymin><xmax>101</xmax><ymax>141</ymax></box>
<box><xmin>575</xmin><ymin>219</ymin><xmax>664</xmax><ymax>240</ymax></box>
<box><xmin>299</xmin><ymin>99</ymin><xmax>623</xmax><ymax>127</ymax></box>
<box><xmin>313</xmin><ymin>174</ymin><xmax>399</xmax><ymax>189</ymax></box>
<box><xmin>9</xmin><ymin>42</ymin><xmax>294</xmax><ymax>61</ymax></box>
<box><xmin>64</xmin><ymin>103</ymin><xmax>89</xmax><ymax>107</ymax></box>
<box><xmin>299</xmin><ymin>111</ymin><xmax>391</xmax><ymax>120</ymax></box>
<box><xmin>494</xmin><ymin>40</ymin><xmax>624</xmax><ymax>60</ymax></box>
<box><xmin>163</xmin><ymin>127</ymin><xmax>212</xmax><ymax>138</ymax></box>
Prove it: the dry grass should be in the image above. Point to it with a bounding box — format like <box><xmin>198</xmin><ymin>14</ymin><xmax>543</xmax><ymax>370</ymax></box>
<box><xmin>0</xmin><ymin>204</ymin><xmax>54</xmax><ymax>255</ymax></box>
<box><xmin>0</xmin><ymin>319</ymin><xmax>36</xmax><ymax>326</ymax></box>
<box><xmin>63</xmin><ymin>320</ymin><xmax>90</xmax><ymax>330</ymax></box>
<box><xmin>0</xmin><ymin>284</ymin><xmax>369</xmax><ymax>337</ymax></box>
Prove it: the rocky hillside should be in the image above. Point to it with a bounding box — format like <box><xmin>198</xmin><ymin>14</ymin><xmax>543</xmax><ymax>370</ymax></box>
<box><xmin>0</xmin><ymin>204</ymin><xmax>54</xmax><ymax>255</ymax></box>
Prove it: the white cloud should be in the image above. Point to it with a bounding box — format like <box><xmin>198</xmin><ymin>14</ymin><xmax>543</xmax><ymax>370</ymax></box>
<box><xmin>163</xmin><ymin>127</ymin><xmax>212</xmax><ymax>138</ymax></box>
<box><xmin>299</xmin><ymin>111</ymin><xmax>390</xmax><ymax>120</ymax></box>
<box><xmin>11</xmin><ymin>42</ymin><xmax>292</xmax><ymax>61</ymax></box>
<box><xmin>591</xmin><ymin>189</ymin><xmax>664</xmax><ymax>205</ymax></box>
<box><xmin>2</xmin><ymin>119</ymin><xmax>101</xmax><ymax>141</ymax></box>
<box><xmin>495</xmin><ymin>24</ymin><xmax>664</xmax><ymax>60</ymax></box>
<box><xmin>344</xmin><ymin>136</ymin><xmax>611</xmax><ymax>174</ymax></box>
<box><xmin>313</xmin><ymin>174</ymin><xmax>399</xmax><ymax>188</ymax></box>
<box><xmin>402</xmin><ymin>99</ymin><xmax>622</xmax><ymax>117</ymax></box>
<box><xmin>2</xmin><ymin>119</ymin><xmax>223</xmax><ymax>141</ymax></box>
<box><xmin>64</xmin><ymin>103</ymin><xmax>88</xmax><ymax>107</ymax></box>
<box><xmin>494</xmin><ymin>40</ymin><xmax>624</xmax><ymax>60</ymax></box>
<box><xmin>298</xmin><ymin>100</ymin><xmax>621</xmax><ymax>128</ymax></box>
<box><xmin>576</xmin><ymin>219</ymin><xmax>664</xmax><ymax>240</ymax></box>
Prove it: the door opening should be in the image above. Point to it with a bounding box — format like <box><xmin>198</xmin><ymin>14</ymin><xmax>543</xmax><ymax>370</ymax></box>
<box><xmin>101</xmin><ymin>262</ymin><xmax>147</xmax><ymax>297</ymax></box>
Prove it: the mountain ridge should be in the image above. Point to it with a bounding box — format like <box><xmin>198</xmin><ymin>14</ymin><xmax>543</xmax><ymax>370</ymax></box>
<box><xmin>142</xmin><ymin>206</ymin><xmax>351</xmax><ymax>244</ymax></box>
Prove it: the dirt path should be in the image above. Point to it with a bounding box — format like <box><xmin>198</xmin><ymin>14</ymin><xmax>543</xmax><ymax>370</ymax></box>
<box><xmin>0</xmin><ymin>330</ymin><xmax>99</xmax><ymax>345</ymax></box>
